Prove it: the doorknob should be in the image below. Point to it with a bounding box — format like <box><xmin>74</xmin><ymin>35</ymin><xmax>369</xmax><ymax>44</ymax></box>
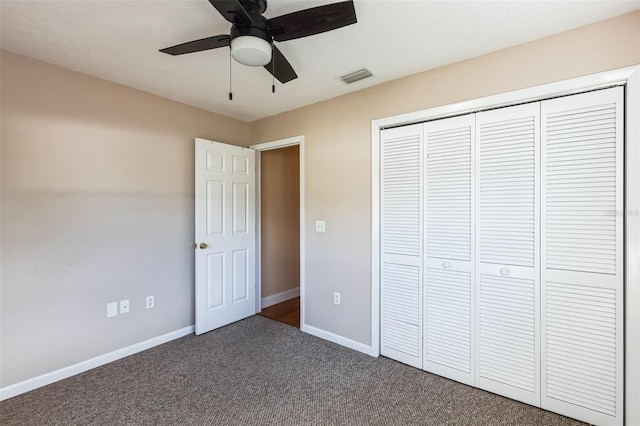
<box><xmin>199</xmin><ymin>242</ymin><xmax>208</xmax><ymax>249</ymax></box>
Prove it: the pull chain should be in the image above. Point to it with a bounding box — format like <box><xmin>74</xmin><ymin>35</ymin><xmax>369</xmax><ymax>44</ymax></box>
<box><xmin>229</xmin><ymin>48</ymin><xmax>233</xmax><ymax>101</ymax></box>
<box><xmin>272</xmin><ymin>43</ymin><xmax>275</xmax><ymax>93</ymax></box>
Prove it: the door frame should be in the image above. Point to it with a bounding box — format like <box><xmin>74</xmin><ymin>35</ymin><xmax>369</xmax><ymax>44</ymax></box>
<box><xmin>371</xmin><ymin>65</ymin><xmax>640</xmax><ymax>424</ymax></box>
<box><xmin>250</xmin><ymin>135</ymin><xmax>305</xmax><ymax>327</ymax></box>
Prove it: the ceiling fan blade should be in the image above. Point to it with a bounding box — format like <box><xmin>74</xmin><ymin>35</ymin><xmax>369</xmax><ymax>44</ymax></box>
<box><xmin>264</xmin><ymin>45</ymin><xmax>298</xmax><ymax>84</ymax></box>
<box><xmin>267</xmin><ymin>0</ymin><xmax>356</xmax><ymax>42</ymax></box>
<box><xmin>159</xmin><ymin>35</ymin><xmax>230</xmax><ymax>56</ymax></box>
<box><xmin>208</xmin><ymin>0</ymin><xmax>252</xmax><ymax>25</ymax></box>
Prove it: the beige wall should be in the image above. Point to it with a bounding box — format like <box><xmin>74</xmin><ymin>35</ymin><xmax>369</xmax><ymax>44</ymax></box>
<box><xmin>260</xmin><ymin>146</ymin><xmax>300</xmax><ymax>298</ymax></box>
<box><xmin>0</xmin><ymin>51</ymin><xmax>249</xmax><ymax>387</ymax></box>
<box><xmin>249</xmin><ymin>11</ymin><xmax>640</xmax><ymax>345</ymax></box>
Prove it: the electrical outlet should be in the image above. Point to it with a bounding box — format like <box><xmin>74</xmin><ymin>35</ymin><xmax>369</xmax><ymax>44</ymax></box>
<box><xmin>107</xmin><ymin>302</ymin><xmax>118</xmax><ymax>318</ymax></box>
<box><xmin>120</xmin><ymin>299</ymin><xmax>130</xmax><ymax>314</ymax></box>
<box><xmin>146</xmin><ymin>295</ymin><xmax>155</xmax><ymax>309</ymax></box>
<box><xmin>315</xmin><ymin>220</ymin><xmax>326</xmax><ymax>233</ymax></box>
<box><xmin>333</xmin><ymin>292</ymin><xmax>341</xmax><ymax>306</ymax></box>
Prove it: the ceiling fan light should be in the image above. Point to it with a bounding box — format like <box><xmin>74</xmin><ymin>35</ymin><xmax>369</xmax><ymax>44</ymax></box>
<box><xmin>231</xmin><ymin>36</ymin><xmax>272</xmax><ymax>67</ymax></box>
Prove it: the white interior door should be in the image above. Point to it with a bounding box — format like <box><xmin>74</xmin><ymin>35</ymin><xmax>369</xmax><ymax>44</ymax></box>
<box><xmin>423</xmin><ymin>114</ymin><xmax>476</xmax><ymax>386</ymax></box>
<box><xmin>475</xmin><ymin>103</ymin><xmax>541</xmax><ymax>406</ymax></box>
<box><xmin>195</xmin><ymin>138</ymin><xmax>256</xmax><ymax>335</ymax></box>
<box><xmin>540</xmin><ymin>87</ymin><xmax>624</xmax><ymax>426</ymax></box>
<box><xmin>380</xmin><ymin>124</ymin><xmax>423</xmax><ymax>368</ymax></box>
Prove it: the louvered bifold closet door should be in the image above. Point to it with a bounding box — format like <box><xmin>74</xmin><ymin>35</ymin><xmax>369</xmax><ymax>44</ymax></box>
<box><xmin>423</xmin><ymin>115</ymin><xmax>475</xmax><ymax>386</ymax></box>
<box><xmin>541</xmin><ymin>87</ymin><xmax>624</xmax><ymax>426</ymax></box>
<box><xmin>476</xmin><ymin>103</ymin><xmax>541</xmax><ymax>406</ymax></box>
<box><xmin>380</xmin><ymin>124</ymin><xmax>423</xmax><ymax>368</ymax></box>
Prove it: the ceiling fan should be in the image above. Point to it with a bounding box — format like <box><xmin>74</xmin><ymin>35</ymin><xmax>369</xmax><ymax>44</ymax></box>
<box><xmin>159</xmin><ymin>0</ymin><xmax>357</xmax><ymax>85</ymax></box>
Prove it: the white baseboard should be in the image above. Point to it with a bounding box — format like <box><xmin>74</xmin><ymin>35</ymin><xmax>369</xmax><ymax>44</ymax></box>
<box><xmin>0</xmin><ymin>325</ymin><xmax>195</xmax><ymax>401</ymax></box>
<box><xmin>261</xmin><ymin>287</ymin><xmax>299</xmax><ymax>309</ymax></box>
<box><xmin>302</xmin><ymin>324</ymin><xmax>373</xmax><ymax>356</ymax></box>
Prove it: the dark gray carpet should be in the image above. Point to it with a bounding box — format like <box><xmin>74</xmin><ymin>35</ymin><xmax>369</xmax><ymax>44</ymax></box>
<box><xmin>1</xmin><ymin>316</ymin><xmax>584</xmax><ymax>425</ymax></box>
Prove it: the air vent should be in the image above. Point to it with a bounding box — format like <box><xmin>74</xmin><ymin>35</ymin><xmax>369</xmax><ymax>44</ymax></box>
<box><xmin>339</xmin><ymin>68</ymin><xmax>373</xmax><ymax>84</ymax></box>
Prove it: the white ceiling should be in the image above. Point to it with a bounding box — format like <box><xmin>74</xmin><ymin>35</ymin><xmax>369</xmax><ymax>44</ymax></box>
<box><xmin>1</xmin><ymin>0</ymin><xmax>638</xmax><ymax>122</ymax></box>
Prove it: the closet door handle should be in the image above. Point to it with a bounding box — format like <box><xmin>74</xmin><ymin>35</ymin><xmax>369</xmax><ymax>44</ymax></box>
<box><xmin>500</xmin><ymin>267</ymin><xmax>510</xmax><ymax>276</ymax></box>
<box><xmin>443</xmin><ymin>261</ymin><xmax>451</xmax><ymax>269</ymax></box>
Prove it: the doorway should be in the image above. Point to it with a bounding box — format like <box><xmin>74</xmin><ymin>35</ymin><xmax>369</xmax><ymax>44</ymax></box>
<box><xmin>251</xmin><ymin>136</ymin><xmax>304</xmax><ymax>329</ymax></box>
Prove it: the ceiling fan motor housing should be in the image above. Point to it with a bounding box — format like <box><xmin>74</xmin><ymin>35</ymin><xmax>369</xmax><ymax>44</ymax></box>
<box><xmin>230</xmin><ymin>0</ymin><xmax>272</xmax><ymax>66</ymax></box>
<box><xmin>243</xmin><ymin>0</ymin><xmax>267</xmax><ymax>14</ymax></box>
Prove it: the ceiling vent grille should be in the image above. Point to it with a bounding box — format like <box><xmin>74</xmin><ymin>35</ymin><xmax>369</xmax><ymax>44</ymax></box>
<box><xmin>339</xmin><ymin>68</ymin><xmax>373</xmax><ymax>84</ymax></box>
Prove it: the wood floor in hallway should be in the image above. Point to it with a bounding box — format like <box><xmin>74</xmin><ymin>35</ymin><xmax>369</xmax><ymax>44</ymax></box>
<box><xmin>259</xmin><ymin>296</ymin><xmax>300</xmax><ymax>328</ymax></box>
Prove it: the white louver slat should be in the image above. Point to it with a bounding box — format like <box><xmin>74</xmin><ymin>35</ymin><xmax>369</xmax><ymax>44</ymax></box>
<box><xmin>380</xmin><ymin>125</ymin><xmax>423</xmax><ymax>368</ymax></box>
<box><xmin>478</xmin><ymin>114</ymin><xmax>536</xmax><ymax>268</ymax></box>
<box><xmin>476</xmin><ymin>103</ymin><xmax>540</xmax><ymax>406</ymax></box>
<box><xmin>425</xmin><ymin>268</ymin><xmax>472</xmax><ymax>378</ymax></box>
<box><xmin>423</xmin><ymin>115</ymin><xmax>475</xmax><ymax>386</ymax></box>
<box><xmin>382</xmin><ymin>130</ymin><xmax>422</xmax><ymax>257</ymax></box>
<box><xmin>479</xmin><ymin>274</ymin><xmax>536</xmax><ymax>392</ymax></box>
<box><xmin>545</xmin><ymin>282</ymin><xmax>617</xmax><ymax>416</ymax></box>
<box><xmin>425</xmin><ymin>119</ymin><xmax>472</xmax><ymax>261</ymax></box>
<box><xmin>382</xmin><ymin>263</ymin><xmax>421</xmax><ymax>358</ymax></box>
<box><xmin>544</xmin><ymin>103</ymin><xmax>617</xmax><ymax>274</ymax></box>
<box><xmin>541</xmin><ymin>87</ymin><xmax>623</xmax><ymax>426</ymax></box>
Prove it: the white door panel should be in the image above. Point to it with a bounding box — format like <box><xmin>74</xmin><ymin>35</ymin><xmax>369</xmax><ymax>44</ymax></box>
<box><xmin>380</xmin><ymin>124</ymin><xmax>423</xmax><ymax>368</ymax></box>
<box><xmin>195</xmin><ymin>138</ymin><xmax>255</xmax><ymax>335</ymax></box>
<box><xmin>423</xmin><ymin>115</ymin><xmax>475</xmax><ymax>386</ymax></box>
<box><xmin>541</xmin><ymin>87</ymin><xmax>624</xmax><ymax>426</ymax></box>
<box><xmin>476</xmin><ymin>103</ymin><xmax>540</xmax><ymax>406</ymax></box>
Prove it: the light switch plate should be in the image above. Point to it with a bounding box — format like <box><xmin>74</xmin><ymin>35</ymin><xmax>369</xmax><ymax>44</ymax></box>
<box><xmin>107</xmin><ymin>302</ymin><xmax>118</xmax><ymax>318</ymax></box>
<box><xmin>315</xmin><ymin>220</ymin><xmax>326</xmax><ymax>233</ymax></box>
<box><xmin>120</xmin><ymin>299</ymin><xmax>130</xmax><ymax>314</ymax></box>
